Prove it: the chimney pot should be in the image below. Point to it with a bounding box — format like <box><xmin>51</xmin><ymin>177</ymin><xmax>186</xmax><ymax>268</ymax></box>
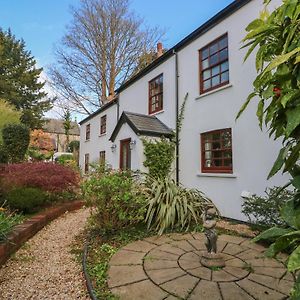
<box><xmin>157</xmin><ymin>42</ymin><xmax>163</xmax><ymax>58</ymax></box>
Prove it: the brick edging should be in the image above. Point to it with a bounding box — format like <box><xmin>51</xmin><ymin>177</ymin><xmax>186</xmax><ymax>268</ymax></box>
<box><xmin>0</xmin><ymin>200</ymin><xmax>84</xmax><ymax>267</ymax></box>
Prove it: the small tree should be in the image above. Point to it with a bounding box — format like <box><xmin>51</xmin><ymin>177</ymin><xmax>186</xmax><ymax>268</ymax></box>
<box><xmin>63</xmin><ymin>109</ymin><xmax>72</xmax><ymax>151</ymax></box>
<box><xmin>29</xmin><ymin>129</ymin><xmax>54</xmax><ymax>161</ymax></box>
<box><xmin>2</xmin><ymin>124</ymin><xmax>30</xmax><ymax>163</ymax></box>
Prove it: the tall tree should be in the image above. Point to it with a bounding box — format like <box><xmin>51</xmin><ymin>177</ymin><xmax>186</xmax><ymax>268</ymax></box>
<box><xmin>63</xmin><ymin>108</ymin><xmax>72</xmax><ymax>150</ymax></box>
<box><xmin>0</xmin><ymin>29</ymin><xmax>52</xmax><ymax>129</ymax></box>
<box><xmin>49</xmin><ymin>0</ymin><xmax>163</xmax><ymax>115</ymax></box>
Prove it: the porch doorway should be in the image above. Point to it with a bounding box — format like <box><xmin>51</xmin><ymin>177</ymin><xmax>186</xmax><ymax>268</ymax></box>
<box><xmin>120</xmin><ymin>138</ymin><xmax>131</xmax><ymax>170</ymax></box>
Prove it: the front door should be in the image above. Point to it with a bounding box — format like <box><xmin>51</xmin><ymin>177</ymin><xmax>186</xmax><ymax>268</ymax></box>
<box><xmin>120</xmin><ymin>138</ymin><xmax>131</xmax><ymax>170</ymax></box>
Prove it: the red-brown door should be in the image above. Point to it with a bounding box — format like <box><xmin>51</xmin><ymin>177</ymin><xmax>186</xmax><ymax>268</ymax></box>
<box><xmin>120</xmin><ymin>138</ymin><xmax>131</xmax><ymax>170</ymax></box>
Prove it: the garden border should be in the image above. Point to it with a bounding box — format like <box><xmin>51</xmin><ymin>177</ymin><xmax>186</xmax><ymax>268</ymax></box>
<box><xmin>0</xmin><ymin>200</ymin><xmax>84</xmax><ymax>267</ymax></box>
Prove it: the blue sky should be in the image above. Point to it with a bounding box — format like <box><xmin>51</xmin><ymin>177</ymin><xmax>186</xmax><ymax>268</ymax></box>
<box><xmin>0</xmin><ymin>0</ymin><xmax>233</xmax><ymax>69</ymax></box>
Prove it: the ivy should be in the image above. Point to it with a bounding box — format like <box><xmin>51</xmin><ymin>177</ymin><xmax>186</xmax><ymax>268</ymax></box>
<box><xmin>142</xmin><ymin>137</ymin><xmax>175</xmax><ymax>179</ymax></box>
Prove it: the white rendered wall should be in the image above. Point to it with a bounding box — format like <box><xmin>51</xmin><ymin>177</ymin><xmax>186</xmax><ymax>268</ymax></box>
<box><xmin>177</xmin><ymin>0</ymin><xmax>287</xmax><ymax>220</ymax></box>
<box><xmin>79</xmin><ymin>104</ymin><xmax>118</xmax><ymax>171</ymax></box>
<box><xmin>118</xmin><ymin>57</ymin><xmax>176</xmax><ymax>129</ymax></box>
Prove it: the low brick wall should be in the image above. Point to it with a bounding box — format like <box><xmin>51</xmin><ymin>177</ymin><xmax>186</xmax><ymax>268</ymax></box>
<box><xmin>0</xmin><ymin>200</ymin><xmax>84</xmax><ymax>267</ymax></box>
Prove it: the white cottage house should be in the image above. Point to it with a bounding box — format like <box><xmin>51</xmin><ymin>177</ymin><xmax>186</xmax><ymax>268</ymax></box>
<box><xmin>79</xmin><ymin>0</ymin><xmax>288</xmax><ymax>221</ymax></box>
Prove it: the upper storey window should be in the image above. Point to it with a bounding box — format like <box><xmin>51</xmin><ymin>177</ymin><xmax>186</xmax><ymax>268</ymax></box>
<box><xmin>199</xmin><ymin>34</ymin><xmax>229</xmax><ymax>93</ymax></box>
<box><xmin>100</xmin><ymin>115</ymin><xmax>107</xmax><ymax>134</ymax></box>
<box><xmin>149</xmin><ymin>74</ymin><xmax>163</xmax><ymax>114</ymax></box>
<box><xmin>86</xmin><ymin>124</ymin><xmax>90</xmax><ymax>141</ymax></box>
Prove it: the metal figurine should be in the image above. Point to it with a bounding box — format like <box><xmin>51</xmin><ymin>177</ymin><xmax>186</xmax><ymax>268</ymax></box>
<box><xmin>202</xmin><ymin>206</ymin><xmax>218</xmax><ymax>254</ymax></box>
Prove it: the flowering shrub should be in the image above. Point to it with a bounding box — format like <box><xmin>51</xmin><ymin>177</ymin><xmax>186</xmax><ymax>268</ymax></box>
<box><xmin>0</xmin><ymin>162</ymin><xmax>79</xmax><ymax>193</ymax></box>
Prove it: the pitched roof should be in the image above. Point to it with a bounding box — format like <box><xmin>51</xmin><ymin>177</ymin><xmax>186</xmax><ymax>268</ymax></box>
<box><xmin>116</xmin><ymin>0</ymin><xmax>251</xmax><ymax>93</ymax></box>
<box><xmin>78</xmin><ymin>97</ymin><xmax>118</xmax><ymax>125</ymax></box>
<box><xmin>43</xmin><ymin>118</ymin><xmax>80</xmax><ymax>135</ymax></box>
<box><xmin>110</xmin><ymin>111</ymin><xmax>174</xmax><ymax>142</ymax></box>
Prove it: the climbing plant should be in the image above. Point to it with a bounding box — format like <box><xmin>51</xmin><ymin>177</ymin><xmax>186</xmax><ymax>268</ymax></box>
<box><xmin>142</xmin><ymin>137</ymin><xmax>175</xmax><ymax>179</ymax></box>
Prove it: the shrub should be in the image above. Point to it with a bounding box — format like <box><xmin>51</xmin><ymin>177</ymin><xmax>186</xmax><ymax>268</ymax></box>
<box><xmin>0</xmin><ymin>162</ymin><xmax>80</xmax><ymax>193</ymax></box>
<box><xmin>82</xmin><ymin>169</ymin><xmax>146</xmax><ymax>232</ymax></box>
<box><xmin>5</xmin><ymin>187</ymin><xmax>48</xmax><ymax>213</ymax></box>
<box><xmin>241</xmin><ymin>187</ymin><xmax>294</xmax><ymax>227</ymax></box>
<box><xmin>2</xmin><ymin>124</ymin><xmax>30</xmax><ymax>163</ymax></box>
<box><xmin>0</xmin><ymin>209</ymin><xmax>23</xmax><ymax>241</ymax></box>
<box><xmin>143</xmin><ymin>137</ymin><xmax>175</xmax><ymax>179</ymax></box>
<box><xmin>57</xmin><ymin>154</ymin><xmax>73</xmax><ymax>164</ymax></box>
<box><xmin>144</xmin><ymin>176</ymin><xmax>214</xmax><ymax>235</ymax></box>
<box><xmin>68</xmin><ymin>140</ymin><xmax>80</xmax><ymax>152</ymax></box>
<box><xmin>0</xmin><ymin>144</ymin><xmax>8</xmax><ymax>164</ymax></box>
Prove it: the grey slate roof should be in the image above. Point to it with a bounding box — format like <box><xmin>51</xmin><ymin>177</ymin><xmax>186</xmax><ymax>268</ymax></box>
<box><xmin>43</xmin><ymin>118</ymin><xmax>80</xmax><ymax>135</ymax></box>
<box><xmin>110</xmin><ymin>111</ymin><xmax>174</xmax><ymax>142</ymax></box>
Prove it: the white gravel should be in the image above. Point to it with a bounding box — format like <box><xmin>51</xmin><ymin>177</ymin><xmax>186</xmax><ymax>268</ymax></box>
<box><xmin>0</xmin><ymin>208</ymin><xmax>90</xmax><ymax>300</ymax></box>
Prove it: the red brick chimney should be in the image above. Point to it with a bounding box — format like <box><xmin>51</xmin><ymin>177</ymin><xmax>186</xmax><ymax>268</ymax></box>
<box><xmin>157</xmin><ymin>42</ymin><xmax>163</xmax><ymax>58</ymax></box>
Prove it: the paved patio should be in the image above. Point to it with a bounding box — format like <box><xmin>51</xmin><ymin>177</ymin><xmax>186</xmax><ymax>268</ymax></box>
<box><xmin>107</xmin><ymin>233</ymin><xmax>294</xmax><ymax>300</ymax></box>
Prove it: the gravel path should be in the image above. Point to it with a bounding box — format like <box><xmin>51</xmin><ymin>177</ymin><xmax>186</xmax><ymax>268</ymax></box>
<box><xmin>0</xmin><ymin>208</ymin><xmax>90</xmax><ymax>300</ymax></box>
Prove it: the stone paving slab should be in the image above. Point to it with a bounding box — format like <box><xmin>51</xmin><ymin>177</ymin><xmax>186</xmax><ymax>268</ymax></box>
<box><xmin>107</xmin><ymin>233</ymin><xmax>294</xmax><ymax>299</ymax></box>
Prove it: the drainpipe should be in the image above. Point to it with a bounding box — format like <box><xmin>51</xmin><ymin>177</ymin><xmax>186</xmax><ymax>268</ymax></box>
<box><xmin>173</xmin><ymin>49</ymin><xmax>179</xmax><ymax>184</ymax></box>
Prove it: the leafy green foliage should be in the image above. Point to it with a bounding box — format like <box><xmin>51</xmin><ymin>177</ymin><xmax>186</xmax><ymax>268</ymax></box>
<box><xmin>144</xmin><ymin>176</ymin><xmax>214</xmax><ymax>235</ymax></box>
<box><xmin>68</xmin><ymin>140</ymin><xmax>80</xmax><ymax>152</ymax></box>
<box><xmin>5</xmin><ymin>187</ymin><xmax>48</xmax><ymax>213</ymax></box>
<box><xmin>0</xmin><ymin>99</ymin><xmax>20</xmax><ymax>144</ymax></box>
<box><xmin>143</xmin><ymin>137</ymin><xmax>175</xmax><ymax>179</ymax></box>
<box><xmin>0</xmin><ymin>144</ymin><xmax>8</xmax><ymax>164</ymax></box>
<box><xmin>2</xmin><ymin>124</ymin><xmax>30</xmax><ymax>163</ymax></box>
<box><xmin>0</xmin><ymin>209</ymin><xmax>23</xmax><ymax>242</ymax></box>
<box><xmin>82</xmin><ymin>168</ymin><xmax>146</xmax><ymax>233</ymax></box>
<box><xmin>242</xmin><ymin>187</ymin><xmax>295</xmax><ymax>227</ymax></box>
<box><xmin>0</xmin><ymin>29</ymin><xmax>52</xmax><ymax>129</ymax></box>
<box><xmin>238</xmin><ymin>2</ymin><xmax>300</xmax><ymax>294</ymax></box>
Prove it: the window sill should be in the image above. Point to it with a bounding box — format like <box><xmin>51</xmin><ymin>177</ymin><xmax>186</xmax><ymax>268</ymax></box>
<box><xmin>149</xmin><ymin>109</ymin><xmax>164</xmax><ymax>116</ymax></box>
<box><xmin>196</xmin><ymin>172</ymin><xmax>237</xmax><ymax>178</ymax></box>
<box><xmin>99</xmin><ymin>133</ymin><xmax>107</xmax><ymax>137</ymax></box>
<box><xmin>195</xmin><ymin>83</ymin><xmax>232</xmax><ymax>100</ymax></box>
<box><xmin>85</xmin><ymin>139</ymin><xmax>90</xmax><ymax>142</ymax></box>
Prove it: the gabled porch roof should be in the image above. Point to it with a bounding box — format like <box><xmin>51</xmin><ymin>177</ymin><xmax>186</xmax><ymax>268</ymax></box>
<box><xmin>109</xmin><ymin>111</ymin><xmax>174</xmax><ymax>142</ymax></box>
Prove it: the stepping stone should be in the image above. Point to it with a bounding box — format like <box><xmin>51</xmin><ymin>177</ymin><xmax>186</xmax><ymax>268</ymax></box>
<box><xmin>218</xmin><ymin>234</ymin><xmax>247</xmax><ymax>245</ymax></box>
<box><xmin>156</xmin><ymin>244</ymin><xmax>185</xmax><ymax>256</ymax></box>
<box><xmin>123</xmin><ymin>240</ymin><xmax>156</xmax><ymax>253</ymax></box>
<box><xmin>108</xmin><ymin>265</ymin><xmax>147</xmax><ymax>288</ymax></box>
<box><xmin>248</xmin><ymin>273</ymin><xmax>293</xmax><ymax>295</ymax></box>
<box><xmin>144</xmin><ymin>259</ymin><xmax>179</xmax><ymax>271</ymax></box>
<box><xmin>187</xmin><ymin>266</ymin><xmax>211</xmax><ymax>280</ymax></box>
<box><xmin>179</xmin><ymin>258</ymin><xmax>202</xmax><ymax>270</ymax></box>
<box><xmin>212</xmin><ymin>269</ymin><xmax>237</xmax><ymax>282</ymax></box>
<box><xmin>169</xmin><ymin>240</ymin><xmax>196</xmax><ymax>252</ymax></box>
<box><xmin>111</xmin><ymin>279</ymin><xmax>168</xmax><ymax>300</ymax></box>
<box><xmin>237</xmin><ymin>278</ymin><xmax>286</xmax><ymax>299</ymax></box>
<box><xmin>110</xmin><ymin>250</ymin><xmax>145</xmax><ymax>265</ymax></box>
<box><xmin>189</xmin><ymin>280</ymin><xmax>221</xmax><ymax>299</ymax></box>
<box><xmin>147</xmin><ymin>268</ymin><xmax>186</xmax><ymax>285</ymax></box>
<box><xmin>219</xmin><ymin>282</ymin><xmax>254</xmax><ymax>300</ymax></box>
<box><xmin>160</xmin><ymin>274</ymin><xmax>199</xmax><ymax>299</ymax></box>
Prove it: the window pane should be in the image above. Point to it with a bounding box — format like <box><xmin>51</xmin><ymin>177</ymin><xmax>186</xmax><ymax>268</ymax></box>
<box><xmin>221</xmin><ymin>61</ymin><xmax>229</xmax><ymax>72</ymax></box>
<box><xmin>211</xmin><ymin>65</ymin><xmax>219</xmax><ymax>77</ymax></box>
<box><xmin>212</xmin><ymin>133</ymin><xmax>220</xmax><ymax>140</ymax></box>
<box><xmin>221</xmin><ymin>71</ymin><xmax>229</xmax><ymax>83</ymax></box>
<box><xmin>205</xmin><ymin>151</ymin><xmax>212</xmax><ymax>159</ymax></box>
<box><xmin>219</xmin><ymin>36</ymin><xmax>228</xmax><ymax>49</ymax></box>
<box><xmin>203</xmin><ymin>79</ymin><xmax>211</xmax><ymax>90</ymax></box>
<box><xmin>224</xmin><ymin>159</ymin><xmax>232</xmax><ymax>167</ymax></box>
<box><xmin>210</xmin><ymin>53</ymin><xmax>219</xmax><ymax>65</ymax></box>
<box><xmin>212</xmin><ymin>75</ymin><xmax>220</xmax><ymax>87</ymax></box>
<box><xmin>213</xmin><ymin>159</ymin><xmax>222</xmax><ymax>166</ymax></box>
<box><xmin>210</xmin><ymin>43</ymin><xmax>218</xmax><ymax>55</ymax></box>
<box><xmin>202</xmin><ymin>58</ymin><xmax>209</xmax><ymax>69</ymax></box>
<box><xmin>203</xmin><ymin>70</ymin><xmax>210</xmax><ymax>80</ymax></box>
<box><xmin>223</xmin><ymin>151</ymin><xmax>232</xmax><ymax>158</ymax></box>
<box><xmin>213</xmin><ymin>151</ymin><xmax>222</xmax><ymax>158</ymax></box>
<box><xmin>212</xmin><ymin>142</ymin><xmax>221</xmax><ymax>149</ymax></box>
<box><xmin>202</xmin><ymin>48</ymin><xmax>209</xmax><ymax>59</ymax></box>
<box><xmin>219</xmin><ymin>48</ymin><xmax>228</xmax><ymax>61</ymax></box>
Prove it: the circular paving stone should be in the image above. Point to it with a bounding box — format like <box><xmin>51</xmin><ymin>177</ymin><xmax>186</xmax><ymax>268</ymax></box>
<box><xmin>108</xmin><ymin>234</ymin><xmax>294</xmax><ymax>300</ymax></box>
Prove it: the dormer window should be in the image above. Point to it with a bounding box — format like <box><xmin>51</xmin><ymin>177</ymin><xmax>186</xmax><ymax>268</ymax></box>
<box><xmin>149</xmin><ymin>74</ymin><xmax>163</xmax><ymax>114</ymax></box>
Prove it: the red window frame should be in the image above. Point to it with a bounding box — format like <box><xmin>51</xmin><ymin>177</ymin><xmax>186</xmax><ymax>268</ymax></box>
<box><xmin>199</xmin><ymin>34</ymin><xmax>229</xmax><ymax>94</ymax></box>
<box><xmin>100</xmin><ymin>115</ymin><xmax>107</xmax><ymax>134</ymax></box>
<box><xmin>86</xmin><ymin>124</ymin><xmax>90</xmax><ymax>140</ymax></box>
<box><xmin>149</xmin><ymin>74</ymin><xmax>163</xmax><ymax>114</ymax></box>
<box><xmin>201</xmin><ymin>128</ymin><xmax>232</xmax><ymax>173</ymax></box>
<box><xmin>84</xmin><ymin>153</ymin><xmax>89</xmax><ymax>173</ymax></box>
<box><xmin>99</xmin><ymin>151</ymin><xmax>105</xmax><ymax>165</ymax></box>
<box><xmin>120</xmin><ymin>138</ymin><xmax>131</xmax><ymax>170</ymax></box>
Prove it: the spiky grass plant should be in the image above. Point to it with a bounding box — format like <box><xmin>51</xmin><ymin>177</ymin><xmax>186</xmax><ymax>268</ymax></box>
<box><xmin>144</xmin><ymin>176</ymin><xmax>215</xmax><ymax>235</ymax></box>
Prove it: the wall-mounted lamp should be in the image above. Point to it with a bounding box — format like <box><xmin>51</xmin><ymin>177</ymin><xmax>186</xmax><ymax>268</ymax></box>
<box><xmin>111</xmin><ymin>143</ymin><xmax>117</xmax><ymax>152</ymax></box>
<box><xmin>129</xmin><ymin>140</ymin><xmax>136</xmax><ymax>150</ymax></box>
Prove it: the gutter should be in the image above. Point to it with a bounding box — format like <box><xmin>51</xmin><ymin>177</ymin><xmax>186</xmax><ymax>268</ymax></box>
<box><xmin>174</xmin><ymin>49</ymin><xmax>179</xmax><ymax>185</ymax></box>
